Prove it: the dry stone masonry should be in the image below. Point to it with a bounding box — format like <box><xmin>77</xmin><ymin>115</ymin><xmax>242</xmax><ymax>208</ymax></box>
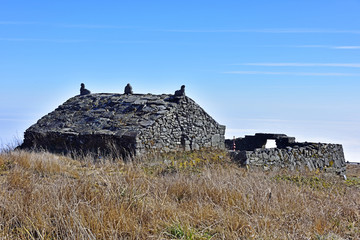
<box><xmin>21</xmin><ymin>92</ymin><xmax>225</xmax><ymax>156</ymax></box>
<box><xmin>20</xmin><ymin>85</ymin><xmax>347</xmax><ymax>175</ymax></box>
<box><xmin>226</xmin><ymin>133</ymin><xmax>346</xmax><ymax>175</ymax></box>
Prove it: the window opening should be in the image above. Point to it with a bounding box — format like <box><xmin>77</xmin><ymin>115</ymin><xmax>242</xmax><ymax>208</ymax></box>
<box><xmin>265</xmin><ymin>139</ymin><xmax>277</xmax><ymax>149</ymax></box>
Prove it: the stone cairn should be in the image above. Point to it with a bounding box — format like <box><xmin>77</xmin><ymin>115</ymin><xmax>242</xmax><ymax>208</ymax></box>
<box><xmin>80</xmin><ymin>83</ymin><xmax>91</xmax><ymax>95</ymax></box>
<box><xmin>124</xmin><ymin>83</ymin><xmax>133</xmax><ymax>94</ymax></box>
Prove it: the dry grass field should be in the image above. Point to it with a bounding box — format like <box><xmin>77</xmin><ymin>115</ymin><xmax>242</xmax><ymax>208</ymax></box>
<box><xmin>0</xmin><ymin>149</ymin><xmax>359</xmax><ymax>239</ymax></box>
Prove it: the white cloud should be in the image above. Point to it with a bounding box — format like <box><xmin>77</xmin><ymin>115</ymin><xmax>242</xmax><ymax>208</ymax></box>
<box><xmin>154</xmin><ymin>28</ymin><xmax>360</xmax><ymax>34</ymax></box>
<box><xmin>234</xmin><ymin>63</ymin><xmax>360</xmax><ymax>68</ymax></box>
<box><xmin>0</xmin><ymin>37</ymin><xmax>168</xmax><ymax>44</ymax></box>
<box><xmin>0</xmin><ymin>21</ymin><xmax>134</xmax><ymax>29</ymax></box>
<box><xmin>231</xmin><ymin>118</ymin><xmax>360</xmax><ymax>126</ymax></box>
<box><xmin>0</xmin><ymin>38</ymin><xmax>88</xmax><ymax>43</ymax></box>
<box><xmin>297</xmin><ymin>45</ymin><xmax>330</xmax><ymax>48</ymax></box>
<box><xmin>2</xmin><ymin>22</ymin><xmax>360</xmax><ymax>35</ymax></box>
<box><xmin>0</xmin><ymin>21</ymin><xmax>38</xmax><ymax>25</ymax></box>
<box><xmin>223</xmin><ymin>71</ymin><xmax>360</xmax><ymax>76</ymax></box>
<box><xmin>258</xmin><ymin>29</ymin><xmax>360</xmax><ymax>34</ymax></box>
<box><xmin>58</xmin><ymin>24</ymin><xmax>133</xmax><ymax>29</ymax></box>
<box><xmin>297</xmin><ymin>45</ymin><xmax>360</xmax><ymax>50</ymax></box>
<box><xmin>231</xmin><ymin>118</ymin><xmax>288</xmax><ymax>123</ymax></box>
<box><xmin>226</xmin><ymin>128</ymin><xmax>260</xmax><ymax>132</ymax></box>
<box><xmin>0</xmin><ymin>118</ymin><xmax>31</xmax><ymax>122</ymax></box>
<box><xmin>333</xmin><ymin>46</ymin><xmax>360</xmax><ymax>49</ymax></box>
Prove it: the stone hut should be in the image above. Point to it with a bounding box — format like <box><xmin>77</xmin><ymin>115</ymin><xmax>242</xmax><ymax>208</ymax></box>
<box><xmin>21</xmin><ymin>93</ymin><xmax>225</xmax><ymax>156</ymax></box>
<box><xmin>226</xmin><ymin>133</ymin><xmax>346</xmax><ymax>175</ymax></box>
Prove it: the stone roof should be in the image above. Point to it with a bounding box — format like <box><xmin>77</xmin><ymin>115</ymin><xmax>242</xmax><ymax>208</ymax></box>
<box><xmin>22</xmin><ymin>93</ymin><xmax>225</xmax><ymax>155</ymax></box>
<box><xmin>28</xmin><ymin>93</ymin><xmax>198</xmax><ymax>136</ymax></box>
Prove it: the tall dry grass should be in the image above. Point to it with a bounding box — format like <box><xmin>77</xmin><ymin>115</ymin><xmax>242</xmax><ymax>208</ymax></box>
<box><xmin>0</xmin><ymin>149</ymin><xmax>359</xmax><ymax>239</ymax></box>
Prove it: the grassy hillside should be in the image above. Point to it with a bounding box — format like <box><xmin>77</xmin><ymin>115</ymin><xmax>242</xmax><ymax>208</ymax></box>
<box><xmin>0</xmin><ymin>149</ymin><xmax>359</xmax><ymax>239</ymax></box>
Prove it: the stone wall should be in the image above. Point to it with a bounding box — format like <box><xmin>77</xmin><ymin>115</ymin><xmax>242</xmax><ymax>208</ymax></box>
<box><xmin>137</xmin><ymin>96</ymin><xmax>225</xmax><ymax>154</ymax></box>
<box><xmin>227</xmin><ymin>134</ymin><xmax>346</xmax><ymax>175</ymax></box>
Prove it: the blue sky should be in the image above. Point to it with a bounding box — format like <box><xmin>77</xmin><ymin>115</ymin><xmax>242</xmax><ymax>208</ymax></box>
<box><xmin>1</xmin><ymin>0</ymin><xmax>359</xmax><ymax>162</ymax></box>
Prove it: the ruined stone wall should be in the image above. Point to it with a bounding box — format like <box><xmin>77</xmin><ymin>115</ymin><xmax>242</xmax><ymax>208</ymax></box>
<box><xmin>225</xmin><ymin>133</ymin><xmax>296</xmax><ymax>151</ymax></box>
<box><xmin>137</xmin><ymin>97</ymin><xmax>225</xmax><ymax>154</ymax></box>
<box><xmin>230</xmin><ymin>143</ymin><xmax>346</xmax><ymax>175</ymax></box>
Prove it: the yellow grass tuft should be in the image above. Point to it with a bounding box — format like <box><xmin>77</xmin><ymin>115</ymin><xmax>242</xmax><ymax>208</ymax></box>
<box><xmin>0</xmin><ymin>149</ymin><xmax>358</xmax><ymax>239</ymax></box>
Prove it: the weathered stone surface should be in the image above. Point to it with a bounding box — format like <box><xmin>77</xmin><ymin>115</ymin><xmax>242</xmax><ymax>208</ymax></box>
<box><xmin>226</xmin><ymin>133</ymin><xmax>346</xmax><ymax>175</ymax></box>
<box><xmin>21</xmin><ymin>93</ymin><xmax>225</xmax><ymax>156</ymax></box>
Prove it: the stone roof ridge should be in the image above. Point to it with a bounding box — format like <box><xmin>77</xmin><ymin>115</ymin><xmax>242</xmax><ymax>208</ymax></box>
<box><xmin>26</xmin><ymin>92</ymin><xmax>211</xmax><ymax>136</ymax></box>
<box><xmin>58</xmin><ymin>92</ymin><xmax>187</xmax><ymax>109</ymax></box>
